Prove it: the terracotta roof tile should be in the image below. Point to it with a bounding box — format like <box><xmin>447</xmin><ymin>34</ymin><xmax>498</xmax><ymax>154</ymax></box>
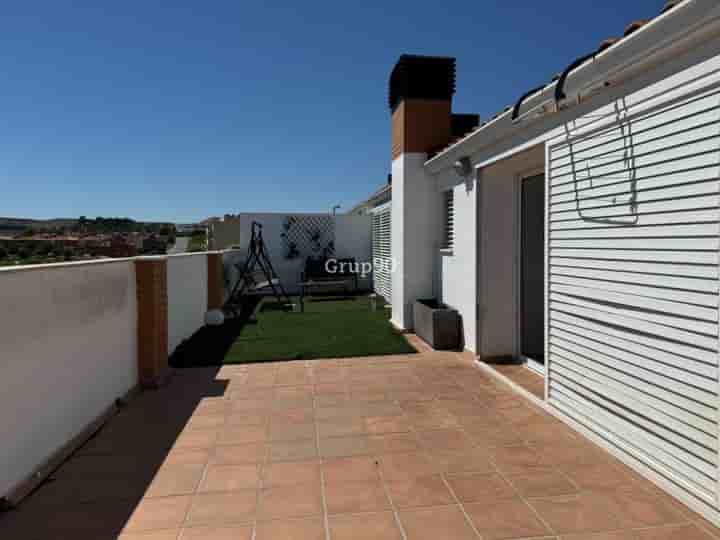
<box><xmin>624</xmin><ymin>20</ymin><xmax>649</xmax><ymax>37</ymax></box>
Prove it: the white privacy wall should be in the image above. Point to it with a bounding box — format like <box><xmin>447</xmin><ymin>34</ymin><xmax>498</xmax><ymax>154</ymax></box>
<box><xmin>437</xmin><ymin>176</ymin><xmax>477</xmax><ymax>352</ymax></box>
<box><xmin>237</xmin><ymin>213</ymin><xmax>372</xmax><ymax>294</ymax></box>
<box><xmin>0</xmin><ymin>260</ymin><xmax>138</xmax><ymax>498</ymax></box>
<box><xmin>167</xmin><ymin>253</ymin><xmax>208</xmax><ymax>353</ymax></box>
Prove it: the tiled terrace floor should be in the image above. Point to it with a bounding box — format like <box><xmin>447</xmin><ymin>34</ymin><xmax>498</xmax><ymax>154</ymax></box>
<box><xmin>2</xmin><ymin>340</ymin><xmax>720</xmax><ymax>540</ymax></box>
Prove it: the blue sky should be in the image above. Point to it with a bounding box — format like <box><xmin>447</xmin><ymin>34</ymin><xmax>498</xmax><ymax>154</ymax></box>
<box><xmin>1</xmin><ymin>0</ymin><xmax>664</xmax><ymax>222</ymax></box>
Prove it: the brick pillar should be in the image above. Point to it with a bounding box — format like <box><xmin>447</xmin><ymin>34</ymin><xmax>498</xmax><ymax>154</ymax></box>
<box><xmin>135</xmin><ymin>257</ymin><xmax>169</xmax><ymax>389</ymax></box>
<box><xmin>207</xmin><ymin>252</ymin><xmax>224</xmax><ymax>310</ymax></box>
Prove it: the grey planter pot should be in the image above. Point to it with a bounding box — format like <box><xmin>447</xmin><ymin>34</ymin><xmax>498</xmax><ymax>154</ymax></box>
<box><xmin>413</xmin><ymin>299</ymin><xmax>461</xmax><ymax>350</ymax></box>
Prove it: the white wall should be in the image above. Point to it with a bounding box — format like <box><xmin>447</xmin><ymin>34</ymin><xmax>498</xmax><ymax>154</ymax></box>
<box><xmin>237</xmin><ymin>213</ymin><xmax>372</xmax><ymax>295</ymax></box>
<box><xmin>221</xmin><ymin>249</ymin><xmax>245</xmax><ymax>303</ymax></box>
<box><xmin>167</xmin><ymin>253</ymin><xmax>208</xmax><ymax>353</ymax></box>
<box><xmin>335</xmin><ymin>214</ymin><xmax>373</xmax><ymax>289</ymax></box>
<box><xmin>436</xmin><ymin>176</ymin><xmax>477</xmax><ymax>352</ymax></box>
<box><xmin>0</xmin><ymin>260</ymin><xmax>138</xmax><ymax>498</ymax></box>
<box><xmin>477</xmin><ymin>145</ymin><xmax>544</xmax><ymax>358</ymax></box>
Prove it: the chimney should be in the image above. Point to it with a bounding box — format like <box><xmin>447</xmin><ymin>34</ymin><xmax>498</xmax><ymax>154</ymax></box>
<box><xmin>389</xmin><ymin>55</ymin><xmax>456</xmax><ymax>159</ymax></box>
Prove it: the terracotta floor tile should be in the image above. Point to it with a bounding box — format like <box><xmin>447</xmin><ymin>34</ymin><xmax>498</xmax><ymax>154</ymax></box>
<box><xmin>364</xmin><ymin>415</ymin><xmax>412</xmax><ymax>434</ymax></box>
<box><xmin>314</xmin><ymin>393</ymin><xmax>349</xmax><ymax>408</ymax></box>
<box><xmin>378</xmin><ymin>452</ymin><xmax>437</xmax><ymax>480</ymax></box>
<box><xmin>269</xmin><ymin>439</ymin><xmax>319</xmax><ymax>462</ymax></box>
<box><xmin>124</xmin><ymin>496</ymin><xmax>192</xmax><ymax>532</ymax></box>
<box><xmin>416</xmin><ymin>429</ymin><xmax>474</xmax><ymax>451</ymax></box>
<box><xmin>612</xmin><ymin>488</ymin><xmax>688</xmax><ymax>528</ymax></box>
<box><xmin>274</xmin><ymin>385</ymin><xmax>314</xmax><ymax>398</ymax></box>
<box><xmin>9</xmin><ymin>354</ymin><xmax>718</xmax><ymax>540</ymax></box>
<box><xmin>386</xmin><ymin>474</ymin><xmax>455</xmax><ymax>509</ymax></box>
<box><xmin>350</xmin><ymin>390</ymin><xmax>388</xmax><ymax>402</ymax></box>
<box><xmin>317</xmin><ymin>418</ymin><xmax>366</xmax><ymax>438</ymax></box>
<box><xmin>696</xmin><ymin>517</ymin><xmax>720</xmax><ymax>539</ymax></box>
<box><xmin>491</xmin><ymin>444</ymin><xmax>552</xmax><ymax>475</ymax></box>
<box><xmin>464</xmin><ymin>425</ymin><xmax>526</xmax><ymax>447</ymax></box>
<box><xmin>174</xmin><ymin>428</ymin><xmax>218</xmax><ymax>449</ymax></box>
<box><xmin>269</xmin><ymin>421</ymin><xmax>316</xmax><ymax>441</ymax></box>
<box><xmin>407</xmin><ymin>412</ymin><xmax>461</xmax><ymax>430</ymax></box>
<box><xmin>399</xmin><ymin>505</ymin><xmax>477</xmax><ymax>540</ymax></box>
<box><xmin>271</xmin><ymin>407</ymin><xmax>315</xmax><ymax>424</ymax></box>
<box><xmin>211</xmin><ymin>443</ymin><xmax>267</xmax><ymax>465</ymax></box>
<box><xmin>180</xmin><ymin>524</ymin><xmax>254</xmax><ymax>540</ymax></box>
<box><xmin>146</xmin><ymin>463</ymin><xmax>205</xmax><ymax>497</ymax></box>
<box><xmin>322</xmin><ymin>456</ymin><xmax>381</xmax><ymax>484</ymax></box>
<box><xmin>217</xmin><ymin>425</ymin><xmax>268</xmax><ymax>445</ymax></box>
<box><xmin>508</xmin><ymin>470</ymin><xmax>578</xmax><ymax>498</ymax></box>
<box><xmin>524</xmin><ymin>421</ymin><xmax>579</xmax><ymax>445</ymax></box>
<box><xmin>537</xmin><ymin>441</ymin><xmax>612</xmax><ymax>468</ymax></box>
<box><xmin>230</xmin><ymin>398</ymin><xmax>269</xmax><ymax>411</ymax></box>
<box><xmin>226</xmin><ymin>411</ymin><xmax>269</xmax><ymax>427</ymax></box>
<box><xmin>262</xmin><ymin>459</ymin><xmax>321</xmax><ymax>487</ymax></box>
<box><xmin>445</xmin><ymin>472</ymin><xmax>516</xmax><ymax>503</ymax></box>
<box><xmin>559</xmin><ymin>532</ymin><xmax>638</xmax><ymax>540</ymax></box>
<box><xmin>163</xmin><ymin>448</ymin><xmax>211</xmax><ymax>467</ymax></box>
<box><xmin>465</xmin><ymin>497</ymin><xmax>550</xmax><ymax>540</ymax></box>
<box><xmin>325</xmin><ymin>479</ymin><xmax>391</xmax><ymax>515</ymax></box>
<box><xmin>198</xmin><ymin>464</ymin><xmax>261</xmax><ymax>492</ymax></box>
<box><xmin>560</xmin><ymin>463</ymin><xmax>633</xmax><ymax>492</ymax></box>
<box><xmin>186</xmin><ymin>491</ymin><xmax>258</xmax><ymax>526</ymax></box>
<box><xmin>118</xmin><ymin>530</ymin><xmax>181</xmax><ymax>540</ymax></box>
<box><xmin>635</xmin><ymin>524</ymin><xmax>717</xmax><ymax>539</ymax></box>
<box><xmin>255</xmin><ymin>516</ymin><xmax>326</xmax><ymax>540</ymax></box>
<box><xmin>427</xmin><ymin>448</ymin><xmax>495</xmax><ymax>474</ymax></box>
<box><xmin>187</xmin><ymin>414</ymin><xmax>226</xmax><ymax>429</ymax></box>
<box><xmin>328</xmin><ymin>512</ymin><xmax>403</xmax><ymax>540</ymax></box>
<box><xmin>273</xmin><ymin>397</ymin><xmax>315</xmax><ymax>409</ymax></box>
<box><xmin>259</xmin><ymin>483</ymin><xmax>323</xmax><ymax>520</ymax></box>
<box><xmin>319</xmin><ymin>435</ymin><xmax>371</xmax><ymax>458</ymax></box>
<box><xmin>529</xmin><ymin>493</ymin><xmax>626</xmax><ymax>535</ymax></box>
<box><xmin>367</xmin><ymin>433</ymin><xmax>420</xmax><ymax>454</ymax></box>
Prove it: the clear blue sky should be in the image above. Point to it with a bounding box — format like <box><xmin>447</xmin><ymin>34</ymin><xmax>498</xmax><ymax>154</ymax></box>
<box><xmin>1</xmin><ymin>0</ymin><xmax>664</xmax><ymax>222</ymax></box>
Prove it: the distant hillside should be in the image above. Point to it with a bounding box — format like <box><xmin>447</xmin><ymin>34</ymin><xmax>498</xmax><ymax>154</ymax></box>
<box><xmin>0</xmin><ymin>216</ymin><xmax>174</xmax><ymax>236</ymax></box>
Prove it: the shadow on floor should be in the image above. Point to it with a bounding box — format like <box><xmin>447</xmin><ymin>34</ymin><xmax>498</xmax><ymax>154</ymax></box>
<box><xmin>170</xmin><ymin>297</ymin><xmax>261</xmax><ymax>368</ymax></box>
<box><xmin>0</xmin><ymin>368</ymin><xmax>230</xmax><ymax>539</ymax></box>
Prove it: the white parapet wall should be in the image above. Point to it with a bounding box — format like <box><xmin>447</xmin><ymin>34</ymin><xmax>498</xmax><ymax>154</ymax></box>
<box><xmin>166</xmin><ymin>252</ymin><xmax>208</xmax><ymax>354</ymax></box>
<box><xmin>0</xmin><ymin>259</ymin><xmax>138</xmax><ymax>499</ymax></box>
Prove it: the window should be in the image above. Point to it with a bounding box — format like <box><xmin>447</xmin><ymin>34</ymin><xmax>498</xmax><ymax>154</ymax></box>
<box><xmin>443</xmin><ymin>189</ymin><xmax>454</xmax><ymax>250</ymax></box>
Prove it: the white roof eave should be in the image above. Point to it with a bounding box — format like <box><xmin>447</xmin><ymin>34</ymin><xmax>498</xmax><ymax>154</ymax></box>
<box><xmin>425</xmin><ymin>0</ymin><xmax>720</xmax><ymax>175</ymax></box>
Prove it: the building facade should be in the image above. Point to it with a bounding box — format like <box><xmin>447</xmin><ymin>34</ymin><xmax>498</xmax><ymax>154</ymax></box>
<box><xmin>384</xmin><ymin>0</ymin><xmax>720</xmax><ymax>526</ymax></box>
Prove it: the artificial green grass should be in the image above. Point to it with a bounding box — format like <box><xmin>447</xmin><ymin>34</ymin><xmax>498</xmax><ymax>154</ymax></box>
<box><xmin>223</xmin><ymin>295</ymin><xmax>416</xmax><ymax>363</ymax></box>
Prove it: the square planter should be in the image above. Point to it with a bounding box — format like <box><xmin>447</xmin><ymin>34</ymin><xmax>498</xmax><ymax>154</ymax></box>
<box><xmin>413</xmin><ymin>299</ymin><xmax>460</xmax><ymax>350</ymax></box>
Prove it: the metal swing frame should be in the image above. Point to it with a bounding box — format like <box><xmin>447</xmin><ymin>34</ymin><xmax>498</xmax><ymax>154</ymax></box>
<box><xmin>227</xmin><ymin>221</ymin><xmax>291</xmax><ymax>307</ymax></box>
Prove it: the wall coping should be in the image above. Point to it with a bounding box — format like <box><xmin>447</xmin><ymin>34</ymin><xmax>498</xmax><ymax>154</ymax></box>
<box><xmin>0</xmin><ymin>248</ymin><xmax>245</xmax><ymax>275</ymax></box>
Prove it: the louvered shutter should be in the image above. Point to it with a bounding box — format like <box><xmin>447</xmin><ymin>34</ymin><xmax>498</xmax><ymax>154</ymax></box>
<box><xmin>546</xmin><ymin>88</ymin><xmax>720</xmax><ymax>505</ymax></box>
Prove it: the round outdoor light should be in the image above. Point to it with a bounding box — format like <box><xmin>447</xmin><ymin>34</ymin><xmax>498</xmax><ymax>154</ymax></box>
<box><xmin>453</xmin><ymin>157</ymin><xmax>472</xmax><ymax>178</ymax></box>
<box><xmin>205</xmin><ymin>309</ymin><xmax>225</xmax><ymax>326</ymax></box>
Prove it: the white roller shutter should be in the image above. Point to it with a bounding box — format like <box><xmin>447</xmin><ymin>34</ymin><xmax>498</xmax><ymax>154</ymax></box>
<box><xmin>372</xmin><ymin>203</ymin><xmax>392</xmax><ymax>302</ymax></box>
<box><xmin>546</xmin><ymin>88</ymin><xmax>720</xmax><ymax>506</ymax></box>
